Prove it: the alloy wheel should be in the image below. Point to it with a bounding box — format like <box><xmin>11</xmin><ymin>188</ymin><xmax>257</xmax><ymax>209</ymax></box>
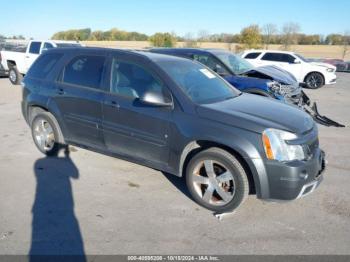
<box><xmin>191</xmin><ymin>160</ymin><xmax>235</xmax><ymax>206</ymax></box>
<box><xmin>33</xmin><ymin>118</ymin><xmax>55</xmax><ymax>151</ymax></box>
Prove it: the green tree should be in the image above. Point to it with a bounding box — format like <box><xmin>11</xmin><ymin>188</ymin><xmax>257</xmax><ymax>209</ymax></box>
<box><xmin>239</xmin><ymin>25</ymin><xmax>262</xmax><ymax>49</ymax></box>
<box><xmin>149</xmin><ymin>32</ymin><xmax>177</xmax><ymax>47</ymax></box>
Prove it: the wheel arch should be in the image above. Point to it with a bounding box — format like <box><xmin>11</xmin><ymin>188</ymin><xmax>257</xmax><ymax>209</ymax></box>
<box><xmin>7</xmin><ymin>60</ymin><xmax>17</xmax><ymax>68</ymax></box>
<box><xmin>303</xmin><ymin>71</ymin><xmax>325</xmax><ymax>83</ymax></box>
<box><xmin>27</xmin><ymin>102</ymin><xmax>67</xmax><ymax>144</ymax></box>
<box><xmin>178</xmin><ymin>140</ymin><xmax>261</xmax><ymax>195</ymax></box>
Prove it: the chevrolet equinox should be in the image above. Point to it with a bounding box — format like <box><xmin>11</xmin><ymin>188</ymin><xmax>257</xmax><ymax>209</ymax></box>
<box><xmin>21</xmin><ymin>48</ymin><xmax>325</xmax><ymax>212</ymax></box>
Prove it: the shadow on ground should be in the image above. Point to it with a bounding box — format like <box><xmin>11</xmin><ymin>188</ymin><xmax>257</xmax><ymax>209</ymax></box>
<box><xmin>29</xmin><ymin>146</ymin><xmax>86</xmax><ymax>262</ymax></box>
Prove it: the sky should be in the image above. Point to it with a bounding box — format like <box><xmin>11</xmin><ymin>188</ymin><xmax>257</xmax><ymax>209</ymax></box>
<box><xmin>1</xmin><ymin>0</ymin><xmax>349</xmax><ymax>39</ymax></box>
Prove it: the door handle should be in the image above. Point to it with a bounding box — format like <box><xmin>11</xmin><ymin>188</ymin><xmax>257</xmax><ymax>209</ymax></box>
<box><xmin>57</xmin><ymin>88</ymin><xmax>65</xmax><ymax>95</ymax></box>
<box><xmin>105</xmin><ymin>100</ymin><xmax>120</xmax><ymax>109</ymax></box>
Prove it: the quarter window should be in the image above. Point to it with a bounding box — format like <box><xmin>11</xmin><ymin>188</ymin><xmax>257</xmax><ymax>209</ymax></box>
<box><xmin>110</xmin><ymin>59</ymin><xmax>171</xmax><ymax>102</ymax></box>
<box><xmin>29</xmin><ymin>42</ymin><xmax>41</xmax><ymax>54</ymax></box>
<box><xmin>27</xmin><ymin>53</ymin><xmax>63</xmax><ymax>79</ymax></box>
<box><xmin>62</xmin><ymin>55</ymin><xmax>106</xmax><ymax>89</ymax></box>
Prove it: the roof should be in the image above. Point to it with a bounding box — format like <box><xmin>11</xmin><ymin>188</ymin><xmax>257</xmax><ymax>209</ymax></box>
<box><xmin>46</xmin><ymin>46</ymin><xmax>190</xmax><ymax>63</ymax></box>
<box><xmin>244</xmin><ymin>49</ymin><xmax>295</xmax><ymax>55</ymax></box>
<box><xmin>150</xmin><ymin>47</ymin><xmax>234</xmax><ymax>55</ymax></box>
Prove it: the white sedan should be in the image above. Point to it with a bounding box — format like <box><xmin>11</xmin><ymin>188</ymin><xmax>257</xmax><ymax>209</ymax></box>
<box><xmin>241</xmin><ymin>50</ymin><xmax>337</xmax><ymax>89</ymax></box>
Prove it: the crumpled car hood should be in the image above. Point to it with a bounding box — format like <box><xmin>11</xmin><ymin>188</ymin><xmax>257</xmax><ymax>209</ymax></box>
<box><xmin>196</xmin><ymin>93</ymin><xmax>314</xmax><ymax>134</ymax></box>
<box><xmin>243</xmin><ymin>65</ymin><xmax>298</xmax><ymax>85</ymax></box>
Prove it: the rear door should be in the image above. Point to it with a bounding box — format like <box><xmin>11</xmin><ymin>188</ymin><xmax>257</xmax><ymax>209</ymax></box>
<box><xmin>102</xmin><ymin>54</ymin><xmax>172</xmax><ymax>164</ymax></box>
<box><xmin>24</xmin><ymin>41</ymin><xmax>41</xmax><ymax>72</ymax></box>
<box><xmin>53</xmin><ymin>52</ymin><xmax>107</xmax><ymax>148</ymax></box>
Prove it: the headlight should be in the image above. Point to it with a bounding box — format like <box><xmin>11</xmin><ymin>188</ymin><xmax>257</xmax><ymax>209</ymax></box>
<box><xmin>327</xmin><ymin>68</ymin><xmax>334</xmax><ymax>72</ymax></box>
<box><xmin>267</xmin><ymin>81</ymin><xmax>293</xmax><ymax>96</ymax></box>
<box><xmin>262</xmin><ymin>128</ymin><xmax>305</xmax><ymax>161</ymax></box>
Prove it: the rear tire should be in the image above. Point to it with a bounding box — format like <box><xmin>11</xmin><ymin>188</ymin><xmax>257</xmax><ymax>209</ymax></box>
<box><xmin>30</xmin><ymin>112</ymin><xmax>64</xmax><ymax>156</ymax></box>
<box><xmin>185</xmin><ymin>147</ymin><xmax>249</xmax><ymax>213</ymax></box>
<box><xmin>305</xmin><ymin>72</ymin><xmax>324</xmax><ymax>89</ymax></box>
<box><xmin>8</xmin><ymin>66</ymin><xmax>23</xmax><ymax>85</ymax></box>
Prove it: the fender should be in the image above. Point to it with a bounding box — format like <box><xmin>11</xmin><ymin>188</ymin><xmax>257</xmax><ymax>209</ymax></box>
<box><xmin>175</xmin><ymin>135</ymin><xmax>269</xmax><ymax>199</ymax></box>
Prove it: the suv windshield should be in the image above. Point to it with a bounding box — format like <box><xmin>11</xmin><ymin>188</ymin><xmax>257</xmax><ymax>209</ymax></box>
<box><xmin>157</xmin><ymin>59</ymin><xmax>240</xmax><ymax>104</ymax></box>
<box><xmin>213</xmin><ymin>51</ymin><xmax>254</xmax><ymax>74</ymax></box>
<box><xmin>294</xmin><ymin>53</ymin><xmax>309</xmax><ymax>62</ymax></box>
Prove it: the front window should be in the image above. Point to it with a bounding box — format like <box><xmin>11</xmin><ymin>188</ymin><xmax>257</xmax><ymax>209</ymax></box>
<box><xmin>157</xmin><ymin>59</ymin><xmax>240</xmax><ymax>104</ymax></box>
<box><xmin>213</xmin><ymin>51</ymin><xmax>254</xmax><ymax>75</ymax></box>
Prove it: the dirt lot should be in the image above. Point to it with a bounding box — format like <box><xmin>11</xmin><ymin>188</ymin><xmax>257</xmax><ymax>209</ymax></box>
<box><xmin>0</xmin><ymin>74</ymin><xmax>349</xmax><ymax>255</ymax></box>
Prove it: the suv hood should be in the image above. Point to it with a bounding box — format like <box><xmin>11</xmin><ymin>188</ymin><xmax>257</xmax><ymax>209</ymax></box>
<box><xmin>310</xmin><ymin>62</ymin><xmax>336</xmax><ymax>70</ymax></box>
<box><xmin>196</xmin><ymin>93</ymin><xmax>314</xmax><ymax>134</ymax></box>
<box><xmin>242</xmin><ymin>65</ymin><xmax>298</xmax><ymax>85</ymax></box>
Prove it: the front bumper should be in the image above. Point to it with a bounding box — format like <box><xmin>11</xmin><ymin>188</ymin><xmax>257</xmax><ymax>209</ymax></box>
<box><xmin>324</xmin><ymin>72</ymin><xmax>337</xmax><ymax>85</ymax></box>
<box><xmin>263</xmin><ymin>149</ymin><xmax>325</xmax><ymax>200</ymax></box>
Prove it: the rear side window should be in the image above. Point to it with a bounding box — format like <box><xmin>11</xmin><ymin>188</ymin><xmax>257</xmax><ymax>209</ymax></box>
<box><xmin>244</xmin><ymin>52</ymin><xmax>261</xmax><ymax>59</ymax></box>
<box><xmin>26</xmin><ymin>53</ymin><xmax>63</xmax><ymax>79</ymax></box>
<box><xmin>262</xmin><ymin>53</ymin><xmax>295</xmax><ymax>63</ymax></box>
<box><xmin>62</xmin><ymin>55</ymin><xmax>106</xmax><ymax>89</ymax></box>
<box><xmin>29</xmin><ymin>42</ymin><xmax>41</xmax><ymax>54</ymax></box>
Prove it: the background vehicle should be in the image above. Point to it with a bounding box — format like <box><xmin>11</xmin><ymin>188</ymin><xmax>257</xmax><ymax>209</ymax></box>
<box><xmin>151</xmin><ymin>48</ymin><xmax>344</xmax><ymax>127</ymax></box>
<box><xmin>241</xmin><ymin>50</ymin><xmax>337</xmax><ymax>89</ymax></box>
<box><xmin>346</xmin><ymin>61</ymin><xmax>350</xmax><ymax>72</ymax></box>
<box><xmin>323</xmin><ymin>59</ymin><xmax>348</xmax><ymax>72</ymax></box>
<box><xmin>0</xmin><ymin>40</ymin><xmax>81</xmax><ymax>84</ymax></box>
<box><xmin>150</xmin><ymin>48</ymin><xmax>302</xmax><ymax>105</ymax></box>
<box><xmin>22</xmin><ymin>47</ymin><xmax>325</xmax><ymax>213</ymax></box>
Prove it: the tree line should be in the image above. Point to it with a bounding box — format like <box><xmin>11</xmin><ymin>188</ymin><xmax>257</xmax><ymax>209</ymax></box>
<box><xmin>51</xmin><ymin>28</ymin><xmax>148</xmax><ymax>41</ymax></box>
<box><xmin>47</xmin><ymin>25</ymin><xmax>350</xmax><ymax>47</ymax></box>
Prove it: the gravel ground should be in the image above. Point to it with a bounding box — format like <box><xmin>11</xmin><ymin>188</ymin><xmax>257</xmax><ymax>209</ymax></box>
<box><xmin>0</xmin><ymin>74</ymin><xmax>349</xmax><ymax>255</ymax></box>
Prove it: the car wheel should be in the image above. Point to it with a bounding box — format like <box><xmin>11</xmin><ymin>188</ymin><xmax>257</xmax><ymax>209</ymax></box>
<box><xmin>31</xmin><ymin>112</ymin><xmax>64</xmax><ymax>156</ymax></box>
<box><xmin>186</xmin><ymin>147</ymin><xmax>249</xmax><ymax>213</ymax></box>
<box><xmin>305</xmin><ymin>72</ymin><xmax>324</xmax><ymax>89</ymax></box>
<box><xmin>8</xmin><ymin>66</ymin><xmax>23</xmax><ymax>85</ymax></box>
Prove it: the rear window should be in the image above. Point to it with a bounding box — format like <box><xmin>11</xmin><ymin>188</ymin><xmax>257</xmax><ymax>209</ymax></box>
<box><xmin>62</xmin><ymin>55</ymin><xmax>106</xmax><ymax>89</ymax></box>
<box><xmin>244</xmin><ymin>52</ymin><xmax>261</xmax><ymax>59</ymax></box>
<box><xmin>26</xmin><ymin>53</ymin><xmax>63</xmax><ymax>79</ymax></box>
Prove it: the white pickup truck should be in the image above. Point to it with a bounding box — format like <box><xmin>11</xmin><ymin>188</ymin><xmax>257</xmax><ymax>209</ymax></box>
<box><xmin>0</xmin><ymin>40</ymin><xmax>81</xmax><ymax>85</ymax></box>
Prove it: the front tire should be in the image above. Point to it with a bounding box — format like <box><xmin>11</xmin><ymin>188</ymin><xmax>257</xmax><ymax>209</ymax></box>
<box><xmin>185</xmin><ymin>148</ymin><xmax>249</xmax><ymax>213</ymax></box>
<box><xmin>8</xmin><ymin>66</ymin><xmax>23</xmax><ymax>85</ymax></box>
<box><xmin>31</xmin><ymin>112</ymin><xmax>64</xmax><ymax>156</ymax></box>
<box><xmin>305</xmin><ymin>72</ymin><xmax>324</xmax><ymax>89</ymax></box>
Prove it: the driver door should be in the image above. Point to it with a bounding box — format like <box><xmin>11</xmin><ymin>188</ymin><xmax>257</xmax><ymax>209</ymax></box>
<box><xmin>102</xmin><ymin>55</ymin><xmax>172</xmax><ymax>164</ymax></box>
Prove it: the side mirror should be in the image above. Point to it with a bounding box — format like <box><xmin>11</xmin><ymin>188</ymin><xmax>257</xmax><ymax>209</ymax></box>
<box><xmin>139</xmin><ymin>90</ymin><xmax>172</xmax><ymax>107</ymax></box>
<box><xmin>41</xmin><ymin>48</ymin><xmax>48</xmax><ymax>53</ymax></box>
<box><xmin>293</xmin><ymin>58</ymin><xmax>301</xmax><ymax>64</ymax></box>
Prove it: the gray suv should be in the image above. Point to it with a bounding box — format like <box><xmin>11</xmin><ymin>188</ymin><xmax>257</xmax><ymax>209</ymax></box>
<box><xmin>21</xmin><ymin>47</ymin><xmax>325</xmax><ymax>213</ymax></box>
